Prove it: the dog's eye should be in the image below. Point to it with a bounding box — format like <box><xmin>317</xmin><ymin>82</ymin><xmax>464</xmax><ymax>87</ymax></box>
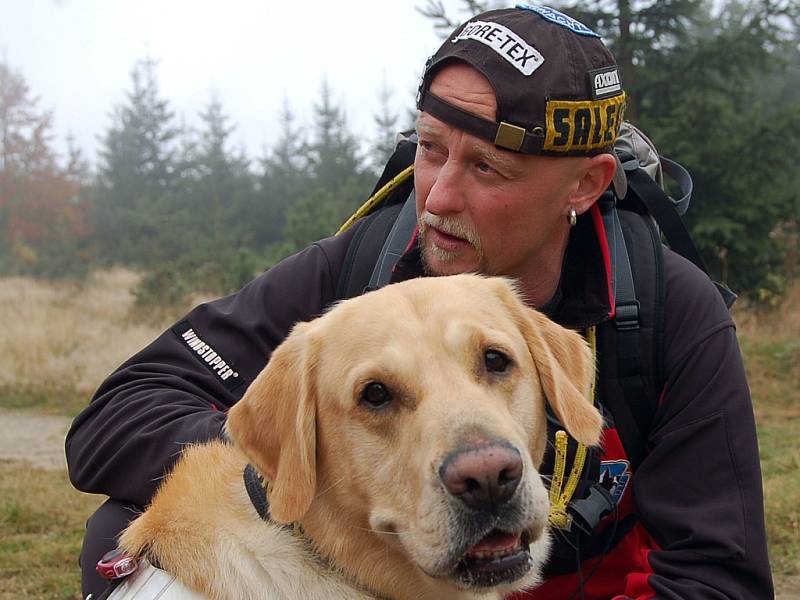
<box><xmin>484</xmin><ymin>349</ymin><xmax>511</xmax><ymax>373</ymax></box>
<box><xmin>360</xmin><ymin>382</ymin><xmax>392</xmax><ymax>409</ymax></box>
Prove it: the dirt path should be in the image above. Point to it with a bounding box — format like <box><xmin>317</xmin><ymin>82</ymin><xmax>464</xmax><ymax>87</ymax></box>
<box><xmin>0</xmin><ymin>408</ymin><xmax>72</xmax><ymax>470</ymax></box>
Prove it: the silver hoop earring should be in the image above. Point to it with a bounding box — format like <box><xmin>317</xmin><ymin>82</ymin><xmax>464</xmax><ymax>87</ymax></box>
<box><xmin>568</xmin><ymin>209</ymin><xmax>577</xmax><ymax>227</ymax></box>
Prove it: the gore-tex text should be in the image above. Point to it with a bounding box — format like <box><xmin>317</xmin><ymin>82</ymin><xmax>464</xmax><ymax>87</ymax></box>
<box><xmin>452</xmin><ymin>20</ymin><xmax>544</xmax><ymax>76</ymax></box>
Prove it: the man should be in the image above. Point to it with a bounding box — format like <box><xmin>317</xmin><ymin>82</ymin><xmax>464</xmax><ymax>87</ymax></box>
<box><xmin>67</xmin><ymin>6</ymin><xmax>773</xmax><ymax>599</ymax></box>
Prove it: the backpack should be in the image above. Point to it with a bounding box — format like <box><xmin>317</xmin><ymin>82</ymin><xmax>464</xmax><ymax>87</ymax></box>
<box><xmin>332</xmin><ymin>124</ymin><xmax>735</xmax><ymax>564</ymax></box>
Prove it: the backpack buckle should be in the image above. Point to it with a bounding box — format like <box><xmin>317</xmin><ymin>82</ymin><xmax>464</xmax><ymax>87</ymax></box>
<box><xmin>568</xmin><ymin>484</ymin><xmax>616</xmax><ymax>532</ymax></box>
<box><xmin>614</xmin><ymin>301</ymin><xmax>640</xmax><ymax>331</ymax></box>
<box><xmin>616</xmin><ymin>150</ymin><xmax>640</xmax><ymax>173</ymax></box>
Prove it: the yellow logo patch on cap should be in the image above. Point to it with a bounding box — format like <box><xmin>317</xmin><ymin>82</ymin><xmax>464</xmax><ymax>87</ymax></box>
<box><xmin>543</xmin><ymin>94</ymin><xmax>626</xmax><ymax>152</ymax></box>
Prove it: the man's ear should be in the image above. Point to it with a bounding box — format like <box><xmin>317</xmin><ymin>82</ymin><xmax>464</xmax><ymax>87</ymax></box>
<box><xmin>225</xmin><ymin>323</ymin><xmax>317</xmax><ymax>523</ymax></box>
<box><xmin>571</xmin><ymin>152</ymin><xmax>617</xmax><ymax>216</ymax></box>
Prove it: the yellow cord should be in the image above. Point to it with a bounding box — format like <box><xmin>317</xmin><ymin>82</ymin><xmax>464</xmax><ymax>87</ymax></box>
<box><xmin>548</xmin><ymin>325</ymin><xmax>598</xmax><ymax>530</ymax></box>
<box><xmin>336</xmin><ymin>164</ymin><xmax>415</xmax><ymax>234</ymax></box>
<box><xmin>549</xmin><ymin>430</ymin><xmax>571</xmax><ymax>529</ymax></box>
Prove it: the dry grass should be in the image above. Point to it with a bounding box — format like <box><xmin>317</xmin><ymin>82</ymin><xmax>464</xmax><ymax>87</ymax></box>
<box><xmin>735</xmin><ymin>285</ymin><xmax>800</xmax><ymax>430</ymax></box>
<box><xmin>0</xmin><ymin>269</ymin><xmax>210</xmax><ymax>416</ymax></box>
<box><xmin>735</xmin><ymin>283</ymin><xmax>800</xmax><ymax>338</ymax></box>
<box><xmin>734</xmin><ymin>287</ymin><xmax>800</xmax><ymax>578</ymax></box>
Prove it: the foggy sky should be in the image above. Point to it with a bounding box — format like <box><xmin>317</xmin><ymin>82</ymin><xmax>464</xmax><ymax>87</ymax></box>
<box><xmin>1</xmin><ymin>0</ymin><xmax>447</xmax><ymax>164</ymax></box>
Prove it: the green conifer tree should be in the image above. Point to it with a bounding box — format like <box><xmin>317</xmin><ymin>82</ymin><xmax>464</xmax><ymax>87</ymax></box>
<box><xmin>282</xmin><ymin>82</ymin><xmax>373</xmax><ymax>252</ymax></box>
<box><xmin>93</xmin><ymin>58</ymin><xmax>181</xmax><ymax>266</ymax></box>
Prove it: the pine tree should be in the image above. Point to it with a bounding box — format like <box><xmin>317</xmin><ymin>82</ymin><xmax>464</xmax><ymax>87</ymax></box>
<box><xmin>306</xmin><ymin>81</ymin><xmax>364</xmax><ymax>190</ymax></box>
<box><xmin>654</xmin><ymin>2</ymin><xmax>800</xmax><ymax>293</ymax></box>
<box><xmin>194</xmin><ymin>95</ymin><xmax>252</xmax><ymax>246</ymax></box>
<box><xmin>282</xmin><ymin>82</ymin><xmax>373</xmax><ymax>252</ymax></box>
<box><xmin>258</xmin><ymin>99</ymin><xmax>307</xmax><ymax>256</ymax></box>
<box><xmin>93</xmin><ymin>58</ymin><xmax>181</xmax><ymax>266</ymax></box>
<box><xmin>370</xmin><ymin>77</ymin><xmax>400</xmax><ymax>174</ymax></box>
<box><xmin>185</xmin><ymin>95</ymin><xmax>257</xmax><ymax>291</ymax></box>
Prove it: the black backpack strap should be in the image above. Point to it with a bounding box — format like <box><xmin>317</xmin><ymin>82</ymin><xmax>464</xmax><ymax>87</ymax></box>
<box><xmin>367</xmin><ymin>193</ymin><xmax>417</xmax><ymax>291</ymax></box>
<box><xmin>336</xmin><ymin>138</ymin><xmax>418</xmax><ymax>300</ymax></box>
<box><xmin>599</xmin><ymin>154</ymin><xmax>734</xmax><ymax>470</ymax></box>
<box><xmin>336</xmin><ymin>201</ymin><xmax>405</xmax><ymax>300</ymax></box>
<box><xmin>336</xmin><ymin>193</ymin><xmax>417</xmax><ymax>300</ymax></box>
<box><xmin>660</xmin><ymin>156</ymin><xmax>693</xmax><ymax>216</ymax></box>
<box><xmin>598</xmin><ymin>196</ymin><xmax>663</xmax><ymax>471</ymax></box>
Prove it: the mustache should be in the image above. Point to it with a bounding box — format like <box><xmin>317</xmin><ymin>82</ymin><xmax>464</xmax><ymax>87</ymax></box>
<box><xmin>418</xmin><ymin>211</ymin><xmax>481</xmax><ymax>250</ymax></box>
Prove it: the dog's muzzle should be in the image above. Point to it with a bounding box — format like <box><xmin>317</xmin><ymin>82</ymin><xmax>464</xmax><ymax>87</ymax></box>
<box><xmin>437</xmin><ymin>440</ymin><xmax>540</xmax><ymax>587</ymax></box>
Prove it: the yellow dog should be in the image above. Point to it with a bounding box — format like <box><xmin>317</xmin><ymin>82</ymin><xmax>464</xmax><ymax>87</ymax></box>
<box><xmin>118</xmin><ymin>274</ymin><xmax>602</xmax><ymax>600</ymax></box>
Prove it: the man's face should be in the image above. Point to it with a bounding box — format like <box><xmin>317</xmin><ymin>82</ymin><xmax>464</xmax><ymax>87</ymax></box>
<box><xmin>414</xmin><ymin>63</ymin><xmax>586</xmax><ymax>289</ymax></box>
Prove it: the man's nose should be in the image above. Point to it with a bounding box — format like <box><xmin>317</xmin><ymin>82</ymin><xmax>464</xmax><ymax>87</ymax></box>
<box><xmin>423</xmin><ymin>160</ymin><xmax>466</xmax><ymax>215</ymax></box>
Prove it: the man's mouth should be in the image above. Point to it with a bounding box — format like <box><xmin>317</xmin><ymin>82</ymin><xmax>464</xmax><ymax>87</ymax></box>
<box><xmin>453</xmin><ymin>529</ymin><xmax>533</xmax><ymax>587</ymax></box>
<box><xmin>429</xmin><ymin>226</ymin><xmax>470</xmax><ymax>253</ymax></box>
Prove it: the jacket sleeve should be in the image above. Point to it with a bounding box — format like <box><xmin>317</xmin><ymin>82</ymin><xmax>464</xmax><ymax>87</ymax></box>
<box><xmin>626</xmin><ymin>251</ymin><xmax>773</xmax><ymax>599</ymax></box>
<box><xmin>65</xmin><ymin>231</ymin><xmax>356</xmax><ymax>507</ymax></box>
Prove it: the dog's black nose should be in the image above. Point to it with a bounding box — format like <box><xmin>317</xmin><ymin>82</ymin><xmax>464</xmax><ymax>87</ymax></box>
<box><xmin>439</xmin><ymin>441</ymin><xmax>522</xmax><ymax>512</ymax></box>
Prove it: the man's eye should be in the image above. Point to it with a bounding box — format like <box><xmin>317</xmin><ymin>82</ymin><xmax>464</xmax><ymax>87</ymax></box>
<box><xmin>485</xmin><ymin>350</ymin><xmax>512</xmax><ymax>373</ymax></box>
<box><xmin>419</xmin><ymin>140</ymin><xmax>436</xmax><ymax>153</ymax></box>
<box><xmin>476</xmin><ymin>161</ymin><xmax>494</xmax><ymax>174</ymax></box>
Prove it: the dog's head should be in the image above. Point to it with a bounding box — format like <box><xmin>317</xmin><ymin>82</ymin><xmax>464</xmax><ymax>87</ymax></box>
<box><xmin>226</xmin><ymin>274</ymin><xmax>601</xmax><ymax>595</ymax></box>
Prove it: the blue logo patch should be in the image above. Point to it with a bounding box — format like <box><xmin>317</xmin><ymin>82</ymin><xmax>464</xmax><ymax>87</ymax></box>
<box><xmin>516</xmin><ymin>4</ymin><xmax>600</xmax><ymax>38</ymax></box>
<box><xmin>599</xmin><ymin>460</ymin><xmax>631</xmax><ymax>503</ymax></box>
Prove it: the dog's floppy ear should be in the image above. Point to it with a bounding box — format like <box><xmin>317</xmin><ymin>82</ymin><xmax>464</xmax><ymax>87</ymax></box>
<box><xmin>493</xmin><ymin>279</ymin><xmax>602</xmax><ymax>447</ymax></box>
<box><xmin>522</xmin><ymin>308</ymin><xmax>602</xmax><ymax>446</ymax></box>
<box><xmin>226</xmin><ymin>323</ymin><xmax>317</xmax><ymax>523</ymax></box>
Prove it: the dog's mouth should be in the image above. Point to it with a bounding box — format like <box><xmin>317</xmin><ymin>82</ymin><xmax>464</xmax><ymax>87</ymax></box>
<box><xmin>453</xmin><ymin>528</ymin><xmax>532</xmax><ymax>587</ymax></box>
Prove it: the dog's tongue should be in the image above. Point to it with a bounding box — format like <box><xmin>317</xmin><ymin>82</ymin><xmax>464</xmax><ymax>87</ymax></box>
<box><xmin>466</xmin><ymin>530</ymin><xmax>521</xmax><ymax>557</ymax></box>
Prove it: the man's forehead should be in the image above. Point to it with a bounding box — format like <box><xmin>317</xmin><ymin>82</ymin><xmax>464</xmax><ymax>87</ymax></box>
<box><xmin>416</xmin><ymin>112</ymin><xmax>526</xmax><ymax>165</ymax></box>
<box><xmin>417</xmin><ymin>112</ymin><xmax>487</xmax><ymax>146</ymax></box>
